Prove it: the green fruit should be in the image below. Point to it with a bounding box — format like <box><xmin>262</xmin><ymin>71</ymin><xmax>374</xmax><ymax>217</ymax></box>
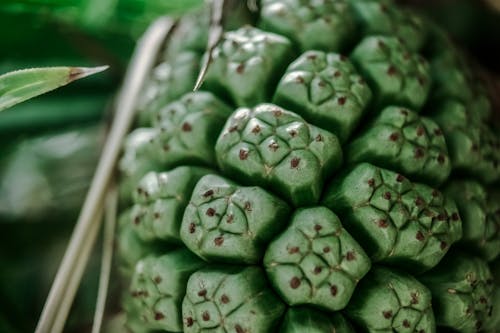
<box><xmin>117</xmin><ymin>1</ymin><xmax>500</xmax><ymax>332</ymax></box>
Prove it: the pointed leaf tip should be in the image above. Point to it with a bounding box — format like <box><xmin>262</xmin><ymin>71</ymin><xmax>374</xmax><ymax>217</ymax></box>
<box><xmin>68</xmin><ymin>65</ymin><xmax>109</xmax><ymax>82</ymax></box>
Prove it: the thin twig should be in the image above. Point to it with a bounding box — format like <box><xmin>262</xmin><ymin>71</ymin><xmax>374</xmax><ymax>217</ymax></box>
<box><xmin>35</xmin><ymin>17</ymin><xmax>175</xmax><ymax>333</ymax></box>
<box><xmin>193</xmin><ymin>0</ymin><xmax>225</xmax><ymax>91</ymax></box>
<box><xmin>92</xmin><ymin>186</ymin><xmax>118</xmax><ymax>333</ymax></box>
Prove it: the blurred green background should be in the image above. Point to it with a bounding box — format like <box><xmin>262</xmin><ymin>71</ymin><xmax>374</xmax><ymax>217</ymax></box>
<box><xmin>0</xmin><ymin>0</ymin><xmax>499</xmax><ymax>332</ymax></box>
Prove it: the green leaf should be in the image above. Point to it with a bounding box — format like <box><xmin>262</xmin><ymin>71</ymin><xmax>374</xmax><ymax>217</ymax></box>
<box><xmin>0</xmin><ymin>66</ymin><xmax>108</xmax><ymax>112</ymax></box>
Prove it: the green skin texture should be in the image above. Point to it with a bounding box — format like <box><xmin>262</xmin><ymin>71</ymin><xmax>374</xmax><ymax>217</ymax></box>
<box><xmin>215</xmin><ymin>103</ymin><xmax>343</xmax><ymax>207</ymax></box>
<box><xmin>273</xmin><ymin>50</ymin><xmax>372</xmax><ymax>143</ymax></box>
<box><xmin>182</xmin><ymin>267</ymin><xmax>285</xmax><ymax>333</ymax></box>
<box><xmin>259</xmin><ymin>0</ymin><xmax>356</xmax><ymax>53</ymax></box>
<box><xmin>180</xmin><ymin>174</ymin><xmax>290</xmax><ymax>264</ymax></box>
<box><xmin>349</xmin><ymin>0</ymin><xmax>427</xmax><ymax>52</ymax></box>
<box><xmin>130</xmin><ymin>166</ymin><xmax>212</xmax><ymax>243</ymax></box>
<box><xmin>351</xmin><ymin>35</ymin><xmax>431</xmax><ymax>111</ymax></box>
<box><xmin>346</xmin><ymin>267</ymin><xmax>436</xmax><ymax>333</ymax></box>
<box><xmin>347</xmin><ymin>106</ymin><xmax>451</xmax><ymax>186</ymax></box>
<box><xmin>420</xmin><ymin>253</ymin><xmax>495</xmax><ymax>333</ymax></box>
<box><xmin>279</xmin><ymin>306</ymin><xmax>354</xmax><ymax>333</ymax></box>
<box><xmin>444</xmin><ymin>181</ymin><xmax>500</xmax><ymax>261</ymax></box>
<box><xmin>118</xmin><ymin>4</ymin><xmax>500</xmax><ymax>332</ymax></box>
<box><xmin>323</xmin><ymin>163</ymin><xmax>462</xmax><ymax>273</ymax></box>
<box><xmin>264</xmin><ymin>207</ymin><xmax>371</xmax><ymax>312</ymax></box>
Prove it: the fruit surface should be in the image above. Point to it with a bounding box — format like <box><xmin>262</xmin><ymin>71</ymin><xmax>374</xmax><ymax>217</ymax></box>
<box><xmin>117</xmin><ymin>1</ymin><xmax>500</xmax><ymax>332</ymax></box>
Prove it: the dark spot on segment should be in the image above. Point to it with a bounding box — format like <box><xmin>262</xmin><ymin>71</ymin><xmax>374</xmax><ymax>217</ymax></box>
<box><xmin>403</xmin><ymin>319</ymin><xmax>410</xmax><ymax>328</ymax></box>
<box><xmin>338</xmin><ymin>96</ymin><xmax>346</xmax><ymax>105</ymax></box>
<box><xmin>396</xmin><ymin>174</ymin><xmax>405</xmax><ymax>182</ymax></box>
<box><xmin>134</xmin><ymin>216</ymin><xmax>141</xmax><ymax>225</ymax></box>
<box><xmin>235</xmin><ymin>325</ymin><xmax>245</xmax><ymax>333</ymax></box>
<box><xmin>480</xmin><ymin>296</ymin><xmax>488</xmax><ymax>304</ymax></box>
<box><xmin>440</xmin><ymin>241</ymin><xmax>448</xmax><ymax>250</ymax></box>
<box><xmin>182</xmin><ymin>122</ymin><xmax>192</xmax><ymax>132</ymax></box>
<box><xmin>330</xmin><ymin>285</ymin><xmax>338</xmax><ymax>296</ymax></box>
<box><xmin>314</xmin><ymin>224</ymin><xmax>322</xmax><ymax>232</ymax></box>
<box><xmin>186</xmin><ymin>317</ymin><xmax>194</xmax><ymax>327</ymax></box>
<box><xmin>273</xmin><ymin>109</ymin><xmax>283</xmax><ymax>117</ymax></box>
<box><xmin>203</xmin><ymin>190</ymin><xmax>214</xmax><ymax>197</ymax></box>
<box><xmin>307</xmin><ymin>53</ymin><xmax>317</xmax><ymax>60</ymax></box>
<box><xmin>471</xmin><ymin>144</ymin><xmax>479</xmax><ymax>152</ymax></box>
<box><xmin>291</xmin><ymin>157</ymin><xmax>301</xmax><ymax>169</ymax></box>
<box><xmin>289</xmin><ymin>129</ymin><xmax>298</xmax><ymax>137</ymax></box>
<box><xmin>389</xmin><ymin>132</ymin><xmax>399</xmax><ymax>141</ymax></box>
<box><xmin>334</xmin><ymin>70</ymin><xmax>341</xmax><ymax>77</ymax></box>
<box><xmin>288</xmin><ymin>246</ymin><xmax>300</xmax><ymax>254</ymax></box>
<box><xmin>206</xmin><ymin>208</ymin><xmax>216</xmax><ymax>217</ymax></box>
<box><xmin>323</xmin><ymin>246</ymin><xmax>331</xmax><ymax>253</ymax></box>
<box><xmin>315</xmin><ymin>134</ymin><xmax>323</xmax><ymax>142</ymax></box>
<box><xmin>368</xmin><ymin>178</ymin><xmax>376</xmax><ymax>187</ymax></box>
<box><xmin>268</xmin><ymin>141</ymin><xmax>279</xmax><ymax>151</ymax></box>
<box><xmin>387</xmin><ymin>65</ymin><xmax>398</xmax><ymax>76</ymax></box>
<box><xmin>416</xmin><ymin>126</ymin><xmax>425</xmax><ymax>136</ymax></box>
<box><xmin>189</xmin><ymin>223</ymin><xmax>196</xmax><ymax>233</ymax></box>
<box><xmin>154</xmin><ymin>276</ymin><xmax>162</xmax><ymax>284</ymax></box>
<box><xmin>198</xmin><ymin>289</ymin><xmax>207</xmax><ymax>297</ymax></box>
<box><xmin>411</xmin><ymin>292</ymin><xmax>419</xmax><ymax>304</ymax></box>
<box><xmin>416</xmin><ymin>231</ymin><xmax>425</xmax><ymax>241</ymax></box>
<box><xmin>383</xmin><ymin>310</ymin><xmax>393</xmax><ymax>319</ymax></box>
<box><xmin>295</xmin><ymin>75</ymin><xmax>305</xmax><ymax>84</ymax></box>
<box><xmin>476</xmin><ymin>321</ymin><xmax>483</xmax><ymax>330</ymax></box>
<box><xmin>378</xmin><ymin>40</ymin><xmax>386</xmax><ymax>49</ymax></box>
<box><xmin>155</xmin><ymin>312</ymin><xmax>165</xmax><ymax>320</ymax></box>
<box><xmin>221</xmin><ymin>294</ymin><xmax>230</xmax><ymax>304</ymax></box>
<box><xmin>434</xmin><ymin>128</ymin><xmax>443</xmax><ymax>136</ymax></box>
<box><xmin>226</xmin><ymin>214</ymin><xmax>234</xmax><ymax>223</ymax></box>
<box><xmin>418</xmin><ymin>76</ymin><xmax>427</xmax><ymax>86</ymax></box>
<box><xmin>202</xmin><ymin>311</ymin><xmax>210</xmax><ymax>321</ymax></box>
<box><xmin>244</xmin><ymin>201</ymin><xmax>252</xmax><ymax>211</ymax></box>
<box><xmin>251</xmin><ymin>125</ymin><xmax>261</xmax><ymax>134</ymax></box>
<box><xmin>400</xmin><ymin>109</ymin><xmax>409</xmax><ymax>116</ymax></box>
<box><xmin>437</xmin><ymin>154</ymin><xmax>446</xmax><ymax>164</ymax></box>
<box><xmin>432</xmin><ymin>190</ymin><xmax>439</xmax><ymax>197</ymax></box>
<box><xmin>162</xmin><ymin>144</ymin><xmax>170</xmax><ymax>151</ymax></box>
<box><xmin>414</xmin><ymin>148</ymin><xmax>425</xmax><ymax>159</ymax></box>
<box><xmin>415</xmin><ymin>197</ymin><xmax>425</xmax><ymax>206</ymax></box>
<box><xmin>236</xmin><ymin>63</ymin><xmax>245</xmax><ymax>74</ymax></box>
<box><xmin>239</xmin><ymin>149</ymin><xmax>249</xmax><ymax>160</ymax></box>
<box><xmin>437</xmin><ymin>213</ymin><xmax>447</xmax><ymax>221</ymax></box>
<box><xmin>384</xmin><ymin>192</ymin><xmax>392</xmax><ymax>200</ymax></box>
<box><xmin>290</xmin><ymin>277</ymin><xmax>301</xmax><ymax>289</ymax></box>
<box><xmin>229</xmin><ymin>125</ymin><xmax>239</xmax><ymax>133</ymax></box>
<box><xmin>214</xmin><ymin>236</ymin><xmax>224</xmax><ymax>246</ymax></box>
<box><xmin>318</xmin><ymin>80</ymin><xmax>326</xmax><ymax>87</ymax></box>
<box><xmin>340</xmin><ymin>55</ymin><xmax>348</xmax><ymax>61</ymax></box>
<box><xmin>378</xmin><ymin>219</ymin><xmax>389</xmax><ymax>228</ymax></box>
<box><xmin>346</xmin><ymin>251</ymin><xmax>356</xmax><ymax>261</ymax></box>
<box><xmin>314</xmin><ymin>266</ymin><xmax>322</xmax><ymax>274</ymax></box>
<box><xmin>154</xmin><ymin>212</ymin><xmax>160</xmax><ymax>219</ymax></box>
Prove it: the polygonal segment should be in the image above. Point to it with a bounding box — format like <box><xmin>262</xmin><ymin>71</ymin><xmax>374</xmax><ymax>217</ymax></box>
<box><xmin>128</xmin><ymin>249</ymin><xmax>205</xmax><ymax>332</ymax></box>
<box><xmin>273</xmin><ymin>50</ymin><xmax>372</xmax><ymax>142</ymax></box>
<box><xmin>136</xmin><ymin>52</ymin><xmax>200</xmax><ymax>126</ymax></box>
<box><xmin>350</xmin><ymin>36</ymin><xmax>430</xmax><ymax>110</ymax></box>
<box><xmin>216</xmin><ymin>104</ymin><xmax>342</xmax><ymax>206</ymax></box>
<box><xmin>349</xmin><ymin>0</ymin><xmax>427</xmax><ymax>51</ymax></box>
<box><xmin>202</xmin><ymin>26</ymin><xmax>293</xmax><ymax>106</ymax></box>
<box><xmin>430</xmin><ymin>99</ymin><xmax>500</xmax><ymax>184</ymax></box>
<box><xmin>420</xmin><ymin>253</ymin><xmax>494</xmax><ymax>333</ymax></box>
<box><xmin>347</xmin><ymin>106</ymin><xmax>451</xmax><ymax>186</ymax></box>
<box><xmin>129</xmin><ymin>167</ymin><xmax>211</xmax><ymax>243</ymax></box>
<box><xmin>264</xmin><ymin>207</ymin><xmax>371</xmax><ymax>311</ymax></box>
<box><xmin>180</xmin><ymin>174</ymin><xmax>290</xmax><ymax>263</ymax></box>
<box><xmin>323</xmin><ymin>163</ymin><xmax>462</xmax><ymax>272</ymax></box>
<box><xmin>345</xmin><ymin>267</ymin><xmax>435</xmax><ymax>333</ymax></box>
<box><xmin>182</xmin><ymin>267</ymin><xmax>285</xmax><ymax>333</ymax></box>
<box><xmin>444</xmin><ymin>181</ymin><xmax>500</xmax><ymax>262</ymax></box>
<box><xmin>148</xmin><ymin>91</ymin><xmax>233</xmax><ymax>168</ymax></box>
<box><xmin>259</xmin><ymin>0</ymin><xmax>356</xmax><ymax>52</ymax></box>
<box><xmin>279</xmin><ymin>306</ymin><xmax>355</xmax><ymax>333</ymax></box>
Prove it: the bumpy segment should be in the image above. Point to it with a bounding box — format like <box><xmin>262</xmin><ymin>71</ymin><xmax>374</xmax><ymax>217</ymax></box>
<box><xmin>129</xmin><ymin>167</ymin><xmax>211</xmax><ymax>242</ymax></box>
<box><xmin>351</xmin><ymin>35</ymin><xmax>430</xmax><ymax>110</ymax></box>
<box><xmin>444</xmin><ymin>181</ymin><xmax>500</xmax><ymax>262</ymax></box>
<box><xmin>346</xmin><ymin>267</ymin><xmax>436</xmax><ymax>333</ymax></box>
<box><xmin>216</xmin><ymin>103</ymin><xmax>342</xmax><ymax>206</ymax></box>
<box><xmin>204</xmin><ymin>26</ymin><xmax>293</xmax><ymax>107</ymax></box>
<box><xmin>347</xmin><ymin>106</ymin><xmax>451</xmax><ymax>186</ymax></box>
<box><xmin>323</xmin><ymin>163</ymin><xmax>462</xmax><ymax>272</ymax></box>
<box><xmin>182</xmin><ymin>267</ymin><xmax>285</xmax><ymax>333</ymax></box>
<box><xmin>420</xmin><ymin>253</ymin><xmax>495</xmax><ymax>333</ymax></box>
<box><xmin>128</xmin><ymin>249</ymin><xmax>205</xmax><ymax>332</ymax></box>
<box><xmin>279</xmin><ymin>306</ymin><xmax>354</xmax><ymax>333</ymax></box>
<box><xmin>273</xmin><ymin>50</ymin><xmax>372</xmax><ymax>143</ymax></box>
<box><xmin>259</xmin><ymin>0</ymin><xmax>355</xmax><ymax>52</ymax></box>
<box><xmin>349</xmin><ymin>0</ymin><xmax>427</xmax><ymax>52</ymax></box>
<box><xmin>180</xmin><ymin>174</ymin><xmax>290</xmax><ymax>263</ymax></box>
<box><xmin>264</xmin><ymin>207</ymin><xmax>371</xmax><ymax>311</ymax></box>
